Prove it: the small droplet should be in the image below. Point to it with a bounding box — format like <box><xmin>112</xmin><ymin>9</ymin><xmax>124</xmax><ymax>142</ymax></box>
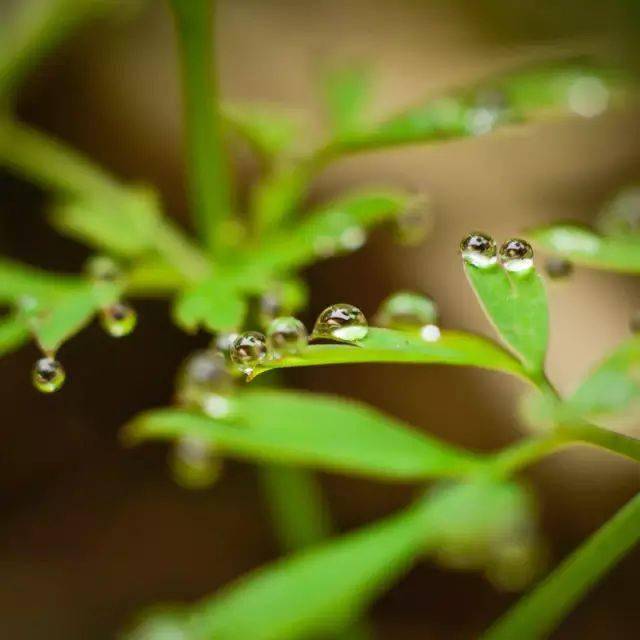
<box><xmin>466</xmin><ymin>88</ymin><xmax>510</xmax><ymax>136</ymax></box>
<box><xmin>84</xmin><ymin>255</ymin><xmax>122</xmax><ymax>284</ymax></box>
<box><xmin>213</xmin><ymin>331</ymin><xmax>240</xmax><ymax>359</ymax></box>
<box><xmin>32</xmin><ymin>357</ymin><xmax>65</xmax><ymax>393</ymax></box>
<box><xmin>375</xmin><ymin>291</ymin><xmax>438</xmax><ymax>330</ymax></box>
<box><xmin>201</xmin><ymin>394</ymin><xmax>234</xmax><ymax>419</ymax></box>
<box><xmin>460</xmin><ymin>232</ymin><xmax>498</xmax><ymax>268</ymax></box>
<box><xmin>340</xmin><ymin>226</ymin><xmax>366</xmax><ymax>251</ymax></box>
<box><xmin>100</xmin><ymin>302</ymin><xmax>137</xmax><ymax>337</ymax></box>
<box><xmin>499</xmin><ymin>238</ymin><xmax>534</xmax><ymax>273</ymax></box>
<box><xmin>629</xmin><ymin>310</ymin><xmax>640</xmax><ymax>334</ymax></box>
<box><xmin>230</xmin><ymin>331</ymin><xmax>268</xmax><ymax>375</ymax></box>
<box><xmin>395</xmin><ymin>196</ymin><xmax>433</xmax><ymax>246</ymax></box>
<box><xmin>170</xmin><ymin>436</ymin><xmax>222</xmax><ymax>489</ymax></box>
<box><xmin>267</xmin><ymin>316</ymin><xmax>308</xmax><ymax>358</ymax></box>
<box><xmin>312</xmin><ymin>303</ymin><xmax>368</xmax><ymax>341</ymax></box>
<box><xmin>420</xmin><ymin>324</ymin><xmax>441</xmax><ymax>342</ymax></box>
<box><xmin>567</xmin><ymin>76</ymin><xmax>609</xmax><ymax>118</ymax></box>
<box><xmin>176</xmin><ymin>350</ymin><xmax>232</xmax><ymax>407</ymax></box>
<box><xmin>544</xmin><ymin>256</ymin><xmax>573</xmax><ymax>280</ymax></box>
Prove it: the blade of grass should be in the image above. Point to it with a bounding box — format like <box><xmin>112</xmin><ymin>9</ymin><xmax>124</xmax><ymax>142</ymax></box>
<box><xmin>483</xmin><ymin>492</ymin><xmax>640</xmax><ymax>640</ymax></box>
<box><xmin>169</xmin><ymin>0</ymin><xmax>231</xmax><ymax>255</ymax></box>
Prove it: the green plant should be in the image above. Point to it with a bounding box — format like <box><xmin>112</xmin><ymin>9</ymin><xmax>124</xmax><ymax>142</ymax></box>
<box><xmin>0</xmin><ymin>1</ymin><xmax>639</xmax><ymax>639</ymax></box>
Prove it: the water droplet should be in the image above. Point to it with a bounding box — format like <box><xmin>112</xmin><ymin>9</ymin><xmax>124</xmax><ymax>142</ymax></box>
<box><xmin>176</xmin><ymin>350</ymin><xmax>232</xmax><ymax>407</ymax></box>
<box><xmin>213</xmin><ymin>331</ymin><xmax>240</xmax><ymax>359</ymax></box>
<box><xmin>375</xmin><ymin>291</ymin><xmax>438</xmax><ymax>330</ymax></box>
<box><xmin>32</xmin><ymin>357</ymin><xmax>65</xmax><ymax>393</ymax></box>
<box><xmin>567</xmin><ymin>76</ymin><xmax>609</xmax><ymax>118</ymax></box>
<box><xmin>460</xmin><ymin>232</ymin><xmax>497</xmax><ymax>268</ymax></box>
<box><xmin>596</xmin><ymin>186</ymin><xmax>640</xmax><ymax>237</ymax></box>
<box><xmin>395</xmin><ymin>196</ymin><xmax>433</xmax><ymax>246</ymax></box>
<box><xmin>544</xmin><ymin>256</ymin><xmax>573</xmax><ymax>280</ymax></box>
<box><xmin>201</xmin><ymin>394</ymin><xmax>234</xmax><ymax>419</ymax></box>
<box><xmin>312</xmin><ymin>304</ymin><xmax>368</xmax><ymax>341</ymax></box>
<box><xmin>499</xmin><ymin>238</ymin><xmax>534</xmax><ymax>273</ymax></box>
<box><xmin>420</xmin><ymin>324</ymin><xmax>441</xmax><ymax>342</ymax></box>
<box><xmin>466</xmin><ymin>88</ymin><xmax>510</xmax><ymax>135</ymax></box>
<box><xmin>84</xmin><ymin>255</ymin><xmax>122</xmax><ymax>284</ymax></box>
<box><xmin>630</xmin><ymin>310</ymin><xmax>640</xmax><ymax>334</ymax></box>
<box><xmin>340</xmin><ymin>226</ymin><xmax>366</xmax><ymax>251</ymax></box>
<box><xmin>100</xmin><ymin>302</ymin><xmax>137</xmax><ymax>337</ymax></box>
<box><xmin>266</xmin><ymin>316</ymin><xmax>308</xmax><ymax>358</ymax></box>
<box><xmin>170</xmin><ymin>436</ymin><xmax>222</xmax><ymax>489</ymax></box>
<box><xmin>230</xmin><ymin>331</ymin><xmax>268</xmax><ymax>375</ymax></box>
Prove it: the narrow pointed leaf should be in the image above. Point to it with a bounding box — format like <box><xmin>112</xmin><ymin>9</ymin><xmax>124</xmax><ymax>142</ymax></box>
<box><xmin>0</xmin><ymin>314</ymin><xmax>29</xmax><ymax>357</ymax></box>
<box><xmin>527</xmin><ymin>223</ymin><xmax>640</xmax><ymax>273</ymax></box>
<box><xmin>124</xmin><ymin>389</ymin><xmax>480</xmax><ymax>480</ymax></box>
<box><xmin>483</xmin><ymin>492</ymin><xmax>640</xmax><ymax>640</ymax></box>
<box><xmin>464</xmin><ymin>264</ymin><xmax>548</xmax><ymax>376</ymax></box>
<box><xmin>256</xmin><ymin>327</ymin><xmax>529</xmax><ymax>382</ymax></box>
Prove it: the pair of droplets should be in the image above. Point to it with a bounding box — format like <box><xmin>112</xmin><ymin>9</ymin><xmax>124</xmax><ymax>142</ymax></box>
<box><xmin>460</xmin><ymin>233</ymin><xmax>534</xmax><ymax>272</ymax></box>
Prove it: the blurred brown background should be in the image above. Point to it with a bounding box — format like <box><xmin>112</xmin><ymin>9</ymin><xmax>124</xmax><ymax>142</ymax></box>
<box><xmin>1</xmin><ymin>0</ymin><xmax>639</xmax><ymax>638</ymax></box>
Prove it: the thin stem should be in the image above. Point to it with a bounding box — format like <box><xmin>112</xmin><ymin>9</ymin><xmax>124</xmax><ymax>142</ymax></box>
<box><xmin>483</xmin><ymin>492</ymin><xmax>640</xmax><ymax>640</ymax></box>
<box><xmin>559</xmin><ymin>421</ymin><xmax>640</xmax><ymax>463</ymax></box>
<box><xmin>169</xmin><ymin>0</ymin><xmax>230</xmax><ymax>255</ymax></box>
<box><xmin>0</xmin><ymin>0</ymin><xmax>110</xmax><ymax>104</ymax></box>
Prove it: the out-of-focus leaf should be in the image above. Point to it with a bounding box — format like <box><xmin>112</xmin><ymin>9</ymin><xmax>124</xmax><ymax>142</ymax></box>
<box><xmin>250</xmin><ymin>163</ymin><xmax>310</xmax><ymax>233</ymax></box>
<box><xmin>173</xmin><ymin>276</ymin><xmax>247</xmax><ymax>333</ymax></box>
<box><xmin>0</xmin><ymin>314</ymin><xmax>29</xmax><ymax>357</ymax></box>
<box><xmin>124</xmin><ymin>389</ymin><xmax>480</xmax><ymax>481</ymax></box>
<box><xmin>324</xmin><ymin>61</ymin><xmax>635</xmax><ymax>153</ymax></box>
<box><xmin>483</xmin><ymin>492</ymin><xmax>640</xmax><ymax>640</ymax></box>
<box><xmin>565</xmin><ymin>336</ymin><xmax>640</xmax><ymax>419</ymax></box>
<box><xmin>256</xmin><ymin>328</ymin><xmax>529</xmax><ymax>382</ymax></box>
<box><xmin>464</xmin><ymin>263</ymin><xmax>548</xmax><ymax>377</ymax></box>
<box><xmin>527</xmin><ymin>223</ymin><xmax>640</xmax><ymax>273</ymax></box>
<box><xmin>322</xmin><ymin>64</ymin><xmax>373</xmax><ymax>137</ymax></box>
<box><xmin>222</xmin><ymin>103</ymin><xmax>304</xmax><ymax>159</ymax></box>
<box><xmin>31</xmin><ymin>282</ymin><xmax>120</xmax><ymax>353</ymax></box>
<box><xmin>0</xmin><ymin>257</ymin><xmax>78</xmax><ymax>303</ymax></box>
<box><xmin>247</xmin><ymin>190</ymin><xmax>415</xmax><ymax>272</ymax></box>
<box><xmin>49</xmin><ymin>187</ymin><xmax>161</xmax><ymax>257</ymax></box>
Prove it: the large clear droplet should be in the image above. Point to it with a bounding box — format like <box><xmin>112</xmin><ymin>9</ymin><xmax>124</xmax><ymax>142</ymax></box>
<box><xmin>267</xmin><ymin>316</ymin><xmax>308</xmax><ymax>358</ymax></box>
<box><xmin>499</xmin><ymin>238</ymin><xmax>534</xmax><ymax>273</ymax></box>
<box><xmin>544</xmin><ymin>256</ymin><xmax>573</xmax><ymax>280</ymax></box>
<box><xmin>84</xmin><ymin>255</ymin><xmax>123</xmax><ymax>284</ymax></box>
<box><xmin>375</xmin><ymin>291</ymin><xmax>438</xmax><ymax>330</ymax></box>
<box><xmin>170</xmin><ymin>436</ymin><xmax>222</xmax><ymax>489</ymax></box>
<box><xmin>312</xmin><ymin>304</ymin><xmax>368</xmax><ymax>341</ymax></box>
<box><xmin>230</xmin><ymin>331</ymin><xmax>268</xmax><ymax>375</ymax></box>
<box><xmin>176</xmin><ymin>350</ymin><xmax>232</xmax><ymax>408</ymax></box>
<box><xmin>32</xmin><ymin>357</ymin><xmax>65</xmax><ymax>393</ymax></box>
<box><xmin>460</xmin><ymin>232</ymin><xmax>498</xmax><ymax>268</ymax></box>
<box><xmin>100</xmin><ymin>302</ymin><xmax>137</xmax><ymax>337</ymax></box>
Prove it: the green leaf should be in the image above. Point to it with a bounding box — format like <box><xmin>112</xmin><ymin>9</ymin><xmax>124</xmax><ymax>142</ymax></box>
<box><xmin>182</xmin><ymin>498</ymin><xmax>436</xmax><ymax>640</ymax></box>
<box><xmin>0</xmin><ymin>257</ymin><xmax>78</xmax><ymax>303</ymax></box>
<box><xmin>173</xmin><ymin>276</ymin><xmax>247</xmax><ymax>333</ymax></box>
<box><xmin>464</xmin><ymin>264</ymin><xmax>548</xmax><ymax>377</ymax></box>
<box><xmin>256</xmin><ymin>327</ymin><xmax>529</xmax><ymax>382</ymax></box>
<box><xmin>0</xmin><ymin>314</ymin><xmax>29</xmax><ymax>357</ymax></box>
<box><xmin>483</xmin><ymin>492</ymin><xmax>640</xmax><ymax>640</ymax></box>
<box><xmin>322</xmin><ymin>64</ymin><xmax>373</xmax><ymax>137</ymax></box>
<box><xmin>124</xmin><ymin>389</ymin><xmax>480</xmax><ymax>481</ymax></box>
<box><xmin>222</xmin><ymin>103</ymin><xmax>303</xmax><ymax>159</ymax></box>
<box><xmin>31</xmin><ymin>282</ymin><xmax>119</xmax><ymax>353</ymax></box>
<box><xmin>565</xmin><ymin>336</ymin><xmax>640</xmax><ymax>419</ymax></box>
<box><xmin>49</xmin><ymin>187</ymin><xmax>161</xmax><ymax>257</ymax></box>
<box><xmin>246</xmin><ymin>190</ymin><xmax>415</xmax><ymax>273</ymax></box>
<box><xmin>527</xmin><ymin>223</ymin><xmax>640</xmax><ymax>273</ymax></box>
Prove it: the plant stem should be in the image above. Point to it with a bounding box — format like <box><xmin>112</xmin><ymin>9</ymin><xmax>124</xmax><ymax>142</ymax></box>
<box><xmin>560</xmin><ymin>421</ymin><xmax>640</xmax><ymax>462</ymax></box>
<box><xmin>483</xmin><ymin>492</ymin><xmax>640</xmax><ymax>640</ymax></box>
<box><xmin>169</xmin><ymin>0</ymin><xmax>230</xmax><ymax>255</ymax></box>
<box><xmin>0</xmin><ymin>0</ymin><xmax>111</xmax><ymax>104</ymax></box>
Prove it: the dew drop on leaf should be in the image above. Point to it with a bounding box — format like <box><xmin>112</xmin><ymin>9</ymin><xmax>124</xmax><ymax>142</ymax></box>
<box><xmin>312</xmin><ymin>303</ymin><xmax>368</xmax><ymax>341</ymax></box>
<box><xmin>230</xmin><ymin>331</ymin><xmax>268</xmax><ymax>376</ymax></box>
<box><xmin>176</xmin><ymin>350</ymin><xmax>233</xmax><ymax>409</ymax></box>
<box><xmin>420</xmin><ymin>324</ymin><xmax>441</xmax><ymax>342</ymax></box>
<box><xmin>32</xmin><ymin>357</ymin><xmax>65</xmax><ymax>393</ymax></box>
<box><xmin>544</xmin><ymin>256</ymin><xmax>573</xmax><ymax>280</ymax></box>
<box><xmin>375</xmin><ymin>291</ymin><xmax>438</xmax><ymax>330</ymax></box>
<box><xmin>100</xmin><ymin>302</ymin><xmax>137</xmax><ymax>337</ymax></box>
<box><xmin>499</xmin><ymin>238</ymin><xmax>534</xmax><ymax>273</ymax></box>
<box><xmin>460</xmin><ymin>232</ymin><xmax>497</xmax><ymax>268</ymax></box>
<box><xmin>84</xmin><ymin>255</ymin><xmax>123</xmax><ymax>284</ymax></box>
<box><xmin>339</xmin><ymin>225</ymin><xmax>367</xmax><ymax>251</ymax></box>
<box><xmin>266</xmin><ymin>316</ymin><xmax>308</xmax><ymax>358</ymax></box>
<box><xmin>170</xmin><ymin>436</ymin><xmax>222</xmax><ymax>489</ymax></box>
<box><xmin>567</xmin><ymin>76</ymin><xmax>610</xmax><ymax>118</ymax></box>
<box><xmin>466</xmin><ymin>88</ymin><xmax>511</xmax><ymax>136</ymax></box>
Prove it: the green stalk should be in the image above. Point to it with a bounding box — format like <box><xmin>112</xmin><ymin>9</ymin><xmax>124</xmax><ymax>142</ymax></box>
<box><xmin>0</xmin><ymin>0</ymin><xmax>112</xmax><ymax>104</ymax></box>
<box><xmin>169</xmin><ymin>0</ymin><xmax>231</xmax><ymax>255</ymax></box>
<box><xmin>483</xmin><ymin>492</ymin><xmax>640</xmax><ymax>640</ymax></box>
